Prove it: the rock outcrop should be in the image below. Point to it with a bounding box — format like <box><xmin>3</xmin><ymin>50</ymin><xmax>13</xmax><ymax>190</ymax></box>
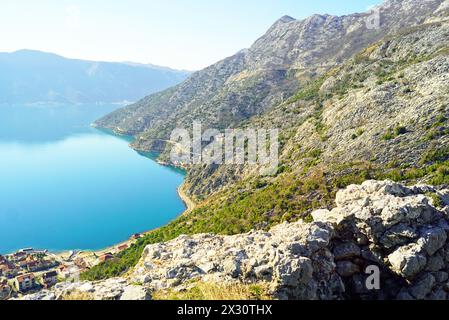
<box><xmin>314</xmin><ymin>180</ymin><xmax>449</xmax><ymax>300</ymax></box>
<box><xmin>17</xmin><ymin>278</ymin><xmax>151</xmax><ymax>301</ymax></box>
<box><xmin>131</xmin><ymin>219</ymin><xmax>339</xmax><ymax>300</ymax></box>
<box><xmin>20</xmin><ymin>181</ymin><xmax>449</xmax><ymax>300</ymax></box>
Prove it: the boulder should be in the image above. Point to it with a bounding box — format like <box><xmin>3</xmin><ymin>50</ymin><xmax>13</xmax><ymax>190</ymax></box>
<box><xmin>388</xmin><ymin>243</ymin><xmax>427</xmax><ymax>278</ymax></box>
<box><xmin>333</xmin><ymin>242</ymin><xmax>361</xmax><ymax>261</ymax></box>
<box><xmin>336</xmin><ymin>261</ymin><xmax>360</xmax><ymax>277</ymax></box>
<box><xmin>120</xmin><ymin>285</ymin><xmax>151</xmax><ymax>301</ymax></box>
<box><xmin>410</xmin><ymin>274</ymin><xmax>436</xmax><ymax>300</ymax></box>
<box><xmin>420</xmin><ymin>227</ymin><xmax>447</xmax><ymax>256</ymax></box>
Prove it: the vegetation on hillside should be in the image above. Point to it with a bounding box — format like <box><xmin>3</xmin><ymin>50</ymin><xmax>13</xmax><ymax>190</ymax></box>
<box><xmin>82</xmin><ymin>145</ymin><xmax>449</xmax><ymax>281</ymax></box>
<box><xmin>152</xmin><ymin>281</ymin><xmax>272</xmax><ymax>300</ymax></box>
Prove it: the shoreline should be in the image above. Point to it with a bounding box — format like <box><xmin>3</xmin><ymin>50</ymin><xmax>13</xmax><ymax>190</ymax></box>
<box><xmin>7</xmin><ymin>127</ymin><xmax>196</xmax><ymax>269</ymax></box>
<box><xmin>177</xmin><ymin>183</ymin><xmax>195</xmax><ymax>214</ymax></box>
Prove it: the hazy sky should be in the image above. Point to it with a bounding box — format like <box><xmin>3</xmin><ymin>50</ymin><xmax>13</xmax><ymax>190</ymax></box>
<box><xmin>0</xmin><ymin>0</ymin><xmax>382</xmax><ymax>70</ymax></box>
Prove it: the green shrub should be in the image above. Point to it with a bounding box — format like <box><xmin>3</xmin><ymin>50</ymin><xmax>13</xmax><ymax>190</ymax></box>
<box><xmin>419</xmin><ymin>146</ymin><xmax>449</xmax><ymax>165</ymax></box>
<box><xmin>394</xmin><ymin>126</ymin><xmax>407</xmax><ymax>136</ymax></box>
<box><xmin>382</xmin><ymin>129</ymin><xmax>394</xmax><ymax>141</ymax></box>
<box><xmin>287</xmin><ymin>77</ymin><xmax>326</xmax><ymax>103</ymax></box>
<box><xmin>352</xmin><ymin>128</ymin><xmax>365</xmax><ymax>139</ymax></box>
<box><xmin>382</xmin><ymin>126</ymin><xmax>407</xmax><ymax>140</ymax></box>
<box><xmin>426</xmin><ymin>192</ymin><xmax>444</xmax><ymax>208</ymax></box>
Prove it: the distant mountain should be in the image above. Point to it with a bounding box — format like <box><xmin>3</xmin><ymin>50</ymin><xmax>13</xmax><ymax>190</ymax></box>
<box><xmin>0</xmin><ymin>50</ymin><xmax>191</xmax><ymax>104</ymax></box>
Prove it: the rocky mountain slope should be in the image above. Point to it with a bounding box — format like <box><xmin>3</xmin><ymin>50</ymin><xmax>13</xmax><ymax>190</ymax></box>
<box><xmin>94</xmin><ymin>0</ymin><xmax>449</xmax><ymax>200</ymax></box>
<box><xmin>0</xmin><ymin>50</ymin><xmax>190</xmax><ymax>104</ymax></box>
<box><xmin>184</xmin><ymin>7</ymin><xmax>449</xmax><ymax>199</ymax></box>
<box><xmin>95</xmin><ymin>0</ymin><xmax>445</xmax><ymax>148</ymax></box>
<box><xmin>19</xmin><ymin>181</ymin><xmax>449</xmax><ymax>300</ymax></box>
<box><xmin>85</xmin><ymin>0</ymin><xmax>449</xmax><ymax>288</ymax></box>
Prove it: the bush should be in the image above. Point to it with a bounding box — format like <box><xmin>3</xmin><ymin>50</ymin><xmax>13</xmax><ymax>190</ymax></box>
<box><xmin>382</xmin><ymin>129</ymin><xmax>394</xmax><ymax>141</ymax></box>
<box><xmin>352</xmin><ymin>128</ymin><xmax>365</xmax><ymax>139</ymax></box>
<box><xmin>419</xmin><ymin>146</ymin><xmax>449</xmax><ymax>165</ymax></box>
<box><xmin>426</xmin><ymin>192</ymin><xmax>444</xmax><ymax>208</ymax></box>
<box><xmin>382</xmin><ymin>126</ymin><xmax>407</xmax><ymax>140</ymax></box>
<box><xmin>287</xmin><ymin>77</ymin><xmax>326</xmax><ymax>103</ymax></box>
<box><xmin>394</xmin><ymin>126</ymin><xmax>407</xmax><ymax>136</ymax></box>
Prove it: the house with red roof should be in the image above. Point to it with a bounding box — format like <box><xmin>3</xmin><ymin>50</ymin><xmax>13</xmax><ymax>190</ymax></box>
<box><xmin>14</xmin><ymin>273</ymin><xmax>36</xmax><ymax>292</ymax></box>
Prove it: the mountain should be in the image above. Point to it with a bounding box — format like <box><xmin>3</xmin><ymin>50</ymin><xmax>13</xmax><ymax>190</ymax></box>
<box><xmin>0</xmin><ymin>50</ymin><xmax>191</xmax><ymax>104</ymax></box>
<box><xmin>95</xmin><ymin>0</ymin><xmax>448</xmax><ymax>197</ymax></box>
<box><xmin>95</xmin><ymin>0</ymin><xmax>445</xmax><ymax>144</ymax></box>
<box><xmin>86</xmin><ymin>0</ymin><xmax>449</xmax><ymax>294</ymax></box>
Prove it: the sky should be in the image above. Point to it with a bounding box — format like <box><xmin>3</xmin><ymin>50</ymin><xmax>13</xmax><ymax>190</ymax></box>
<box><xmin>0</xmin><ymin>0</ymin><xmax>383</xmax><ymax>70</ymax></box>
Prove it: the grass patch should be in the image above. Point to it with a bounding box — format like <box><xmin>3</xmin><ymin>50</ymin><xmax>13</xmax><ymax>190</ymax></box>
<box><xmin>382</xmin><ymin>126</ymin><xmax>407</xmax><ymax>140</ymax></box>
<box><xmin>419</xmin><ymin>146</ymin><xmax>449</xmax><ymax>165</ymax></box>
<box><xmin>60</xmin><ymin>291</ymin><xmax>94</xmax><ymax>301</ymax></box>
<box><xmin>287</xmin><ymin>77</ymin><xmax>326</xmax><ymax>104</ymax></box>
<box><xmin>152</xmin><ymin>282</ymin><xmax>272</xmax><ymax>301</ymax></box>
<box><xmin>352</xmin><ymin>128</ymin><xmax>365</xmax><ymax>140</ymax></box>
<box><xmin>426</xmin><ymin>192</ymin><xmax>444</xmax><ymax>208</ymax></box>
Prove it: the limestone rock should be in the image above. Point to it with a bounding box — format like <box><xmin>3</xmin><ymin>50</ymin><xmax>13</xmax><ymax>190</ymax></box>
<box><xmin>336</xmin><ymin>261</ymin><xmax>360</xmax><ymax>277</ymax></box>
<box><xmin>410</xmin><ymin>274</ymin><xmax>436</xmax><ymax>299</ymax></box>
<box><xmin>120</xmin><ymin>285</ymin><xmax>152</xmax><ymax>301</ymax></box>
<box><xmin>388</xmin><ymin>244</ymin><xmax>427</xmax><ymax>278</ymax></box>
<box><xmin>420</xmin><ymin>227</ymin><xmax>447</xmax><ymax>256</ymax></box>
<box><xmin>333</xmin><ymin>243</ymin><xmax>361</xmax><ymax>261</ymax></box>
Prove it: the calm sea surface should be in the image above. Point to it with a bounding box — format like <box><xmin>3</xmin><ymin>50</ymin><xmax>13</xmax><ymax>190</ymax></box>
<box><xmin>0</xmin><ymin>104</ymin><xmax>186</xmax><ymax>254</ymax></box>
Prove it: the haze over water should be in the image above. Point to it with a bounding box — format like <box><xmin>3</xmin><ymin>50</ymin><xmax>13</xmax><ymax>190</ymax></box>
<box><xmin>0</xmin><ymin>104</ymin><xmax>186</xmax><ymax>254</ymax></box>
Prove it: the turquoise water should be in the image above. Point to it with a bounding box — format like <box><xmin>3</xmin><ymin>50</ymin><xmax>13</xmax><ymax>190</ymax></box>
<box><xmin>0</xmin><ymin>104</ymin><xmax>186</xmax><ymax>254</ymax></box>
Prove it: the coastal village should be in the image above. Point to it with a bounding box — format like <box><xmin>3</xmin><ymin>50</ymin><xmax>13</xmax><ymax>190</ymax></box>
<box><xmin>0</xmin><ymin>233</ymin><xmax>143</xmax><ymax>300</ymax></box>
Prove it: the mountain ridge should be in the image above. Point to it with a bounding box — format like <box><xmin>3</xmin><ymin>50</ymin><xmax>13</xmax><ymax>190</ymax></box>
<box><xmin>95</xmin><ymin>0</ymin><xmax>445</xmax><ymax>149</ymax></box>
<box><xmin>0</xmin><ymin>49</ymin><xmax>191</xmax><ymax>104</ymax></box>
